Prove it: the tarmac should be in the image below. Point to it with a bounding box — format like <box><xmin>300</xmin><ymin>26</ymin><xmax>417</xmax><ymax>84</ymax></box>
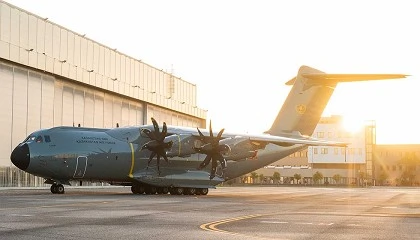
<box><xmin>1</xmin><ymin>186</ymin><xmax>420</xmax><ymax>240</ymax></box>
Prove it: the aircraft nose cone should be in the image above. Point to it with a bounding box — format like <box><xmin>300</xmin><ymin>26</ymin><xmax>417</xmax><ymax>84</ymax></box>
<box><xmin>11</xmin><ymin>143</ymin><xmax>30</xmax><ymax>171</ymax></box>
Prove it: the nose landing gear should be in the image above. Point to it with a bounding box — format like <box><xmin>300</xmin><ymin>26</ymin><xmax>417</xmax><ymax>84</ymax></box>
<box><xmin>50</xmin><ymin>184</ymin><xmax>65</xmax><ymax>194</ymax></box>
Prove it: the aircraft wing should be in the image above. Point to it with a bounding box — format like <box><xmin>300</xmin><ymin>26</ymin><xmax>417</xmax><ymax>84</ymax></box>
<box><xmin>244</xmin><ymin>133</ymin><xmax>348</xmax><ymax>147</ymax></box>
<box><xmin>187</xmin><ymin>132</ymin><xmax>348</xmax><ymax>162</ymax></box>
<box><xmin>192</xmin><ymin>131</ymin><xmax>347</xmax><ymax>148</ymax></box>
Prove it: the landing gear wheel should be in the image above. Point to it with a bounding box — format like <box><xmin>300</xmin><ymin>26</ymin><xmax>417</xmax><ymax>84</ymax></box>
<box><xmin>51</xmin><ymin>184</ymin><xmax>64</xmax><ymax>194</ymax></box>
<box><xmin>145</xmin><ymin>186</ymin><xmax>157</xmax><ymax>195</ymax></box>
<box><xmin>185</xmin><ymin>188</ymin><xmax>196</xmax><ymax>195</ymax></box>
<box><xmin>50</xmin><ymin>184</ymin><xmax>57</xmax><ymax>194</ymax></box>
<box><xmin>161</xmin><ymin>187</ymin><xmax>169</xmax><ymax>195</ymax></box>
<box><xmin>56</xmin><ymin>184</ymin><xmax>65</xmax><ymax>194</ymax></box>
<box><xmin>170</xmin><ymin>187</ymin><xmax>184</xmax><ymax>195</ymax></box>
<box><xmin>198</xmin><ymin>188</ymin><xmax>208</xmax><ymax>195</ymax></box>
<box><xmin>157</xmin><ymin>187</ymin><xmax>169</xmax><ymax>194</ymax></box>
<box><xmin>131</xmin><ymin>185</ymin><xmax>145</xmax><ymax>194</ymax></box>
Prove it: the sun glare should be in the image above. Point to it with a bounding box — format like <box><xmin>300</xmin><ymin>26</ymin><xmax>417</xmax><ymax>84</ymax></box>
<box><xmin>342</xmin><ymin>116</ymin><xmax>365</xmax><ymax>133</ymax></box>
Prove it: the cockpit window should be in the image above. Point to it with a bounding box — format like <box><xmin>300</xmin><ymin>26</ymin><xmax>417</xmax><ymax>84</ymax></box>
<box><xmin>35</xmin><ymin>136</ymin><xmax>43</xmax><ymax>143</ymax></box>
<box><xmin>24</xmin><ymin>136</ymin><xmax>36</xmax><ymax>142</ymax></box>
<box><xmin>23</xmin><ymin>134</ymin><xmax>49</xmax><ymax>143</ymax></box>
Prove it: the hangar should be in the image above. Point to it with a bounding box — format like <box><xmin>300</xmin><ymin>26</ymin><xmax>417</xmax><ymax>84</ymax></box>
<box><xmin>0</xmin><ymin>1</ymin><xmax>206</xmax><ymax>186</ymax></box>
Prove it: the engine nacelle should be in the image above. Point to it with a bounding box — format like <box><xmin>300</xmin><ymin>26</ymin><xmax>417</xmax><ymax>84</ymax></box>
<box><xmin>165</xmin><ymin>134</ymin><xmax>201</xmax><ymax>157</ymax></box>
<box><xmin>220</xmin><ymin>137</ymin><xmax>262</xmax><ymax>160</ymax></box>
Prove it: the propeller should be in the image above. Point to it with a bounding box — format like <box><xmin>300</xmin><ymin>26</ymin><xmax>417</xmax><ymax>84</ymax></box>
<box><xmin>141</xmin><ymin>118</ymin><xmax>172</xmax><ymax>173</ymax></box>
<box><xmin>195</xmin><ymin>121</ymin><xmax>228</xmax><ymax>179</ymax></box>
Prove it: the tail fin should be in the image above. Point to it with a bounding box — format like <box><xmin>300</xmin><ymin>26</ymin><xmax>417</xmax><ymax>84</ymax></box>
<box><xmin>266</xmin><ymin>65</ymin><xmax>407</xmax><ymax>136</ymax></box>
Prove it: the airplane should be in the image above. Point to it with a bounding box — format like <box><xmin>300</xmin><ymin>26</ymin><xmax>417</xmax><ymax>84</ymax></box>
<box><xmin>10</xmin><ymin>66</ymin><xmax>407</xmax><ymax>195</ymax></box>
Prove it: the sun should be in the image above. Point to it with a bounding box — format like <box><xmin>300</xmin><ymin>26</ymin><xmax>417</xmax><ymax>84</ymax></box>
<box><xmin>342</xmin><ymin>116</ymin><xmax>365</xmax><ymax>133</ymax></box>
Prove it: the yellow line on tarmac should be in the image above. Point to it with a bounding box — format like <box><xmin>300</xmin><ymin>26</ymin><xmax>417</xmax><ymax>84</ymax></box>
<box><xmin>200</xmin><ymin>210</ymin><xmax>420</xmax><ymax>237</ymax></box>
<box><xmin>200</xmin><ymin>214</ymin><xmax>266</xmax><ymax>236</ymax></box>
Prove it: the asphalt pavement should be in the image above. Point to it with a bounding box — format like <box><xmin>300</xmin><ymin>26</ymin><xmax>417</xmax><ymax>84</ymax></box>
<box><xmin>1</xmin><ymin>186</ymin><xmax>420</xmax><ymax>240</ymax></box>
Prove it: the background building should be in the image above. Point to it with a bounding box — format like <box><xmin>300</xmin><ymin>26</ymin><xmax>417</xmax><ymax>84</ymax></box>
<box><xmin>374</xmin><ymin>144</ymin><xmax>420</xmax><ymax>186</ymax></box>
<box><xmin>256</xmin><ymin>115</ymin><xmax>376</xmax><ymax>185</ymax></box>
<box><xmin>254</xmin><ymin>115</ymin><xmax>420</xmax><ymax>187</ymax></box>
<box><xmin>0</xmin><ymin>1</ymin><xmax>206</xmax><ymax>186</ymax></box>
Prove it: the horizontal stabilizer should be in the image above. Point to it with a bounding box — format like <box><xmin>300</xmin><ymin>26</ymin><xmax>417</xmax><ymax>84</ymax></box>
<box><xmin>286</xmin><ymin>73</ymin><xmax>408</xmax><ymax>85</ymax></box>
<box><xmin>268</xmin><ymin>66</ymin><xmax>408</xmax><ymax>136</ymax></box>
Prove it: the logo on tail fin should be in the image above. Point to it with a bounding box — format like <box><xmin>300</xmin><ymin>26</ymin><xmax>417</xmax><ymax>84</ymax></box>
<box><xmin>296</xmin><ymin>104</ymin><xmax>306</xmax><ymax>115</ymax></box>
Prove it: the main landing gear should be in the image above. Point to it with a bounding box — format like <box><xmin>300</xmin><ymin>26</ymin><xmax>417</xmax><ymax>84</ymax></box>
<box><xmin>131</xmin><ymin>184</ymin><xmax>208</xmax><ymax>196</ymax></box>
<box><xmin>50</xmin><ymin>184</ymin><xmax>65</xmax><ymax>194</ymax></box>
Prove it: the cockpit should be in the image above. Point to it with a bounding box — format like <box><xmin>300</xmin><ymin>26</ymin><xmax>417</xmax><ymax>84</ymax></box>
<box><xmin>11</xmin><ymin>132</ymin><xmax>51</xmax><ymax>171</ymax></box>
<box><xmin>23</xmin><ymin>134</ymin><xmax>51</xmax><ymax>143</ymax></box>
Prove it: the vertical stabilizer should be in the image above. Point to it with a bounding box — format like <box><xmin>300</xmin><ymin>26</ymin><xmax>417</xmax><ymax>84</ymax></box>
<box><xmin>266</xmin><ymin>66</ymin><xmax>407</xmax><ymax>136</ymax></box>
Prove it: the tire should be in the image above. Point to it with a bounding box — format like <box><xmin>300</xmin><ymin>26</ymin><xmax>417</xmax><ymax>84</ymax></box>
<box><xmin>150</xmin><ymin>186</ymin><xmax>158</xmax><ymax>194</ymax></box>
<box><xmin>145</xmin><ymin>186</ymin><xmax>157</xmax><ymax>195</ymax></box>
<box><xmin>161</xmin><ymin>187</ymin><xmax>169</xmax><ymax>194</ymax></box>
<box><xmin>56</xmin><ymin>184</ymin><xmax>65</xmax><ymax>194</ymax></box>
<box><xmin>131</xmin><ymin>185</ymin><xmax>145</xmax><ymax>194</ymax></box>
<box><xmin>131</xmin><ymin>185</ymin><xmax>139</xmax><ymax>194</ymax></box>
<box><xmin>50</xmin><ymin>184</ymin><xmax>57</xmax><ymax>194</ymax></box>
<box><xmin>185</xmin><ymin>188</ymin><xmax>196</xmax><ymax>195</ymax></box>
<box><xmin>171</xmin><ymin>187</ymin><xmax>183</xmax><ymax>195</ymax></box>
<box><xmin>176</xmin><ymin>187</ymin><xmax>184</xmax><ymax>195</ymax></box>
<box><xmin>157</xmin><ymin>187</ymin><xmax>169</xmax><ymax>194</ymax></box>
<box><xmin>138</xmin><ymin>185</ymin><xmax>146</xmax><ymax>194</ymax></box>
<box><xmin>199</xmin><ymin>188</ymin><xmax>208</xmax><ymax>195</ymax></box>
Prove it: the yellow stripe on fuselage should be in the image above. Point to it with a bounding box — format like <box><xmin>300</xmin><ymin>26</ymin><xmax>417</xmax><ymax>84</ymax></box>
<box><xmin>128</xmin><ymin>143</ymin><xmax>134</xmax><ymax>178</ymax></box>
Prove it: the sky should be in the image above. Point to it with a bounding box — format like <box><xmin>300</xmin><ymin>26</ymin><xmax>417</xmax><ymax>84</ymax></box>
<box><xmin>4</xmin><ymin>0</ymin><xmax>420</xmax><ymax>144</ymax></box>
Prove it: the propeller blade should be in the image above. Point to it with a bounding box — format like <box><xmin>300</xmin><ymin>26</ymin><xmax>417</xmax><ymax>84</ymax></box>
<box><xmin>198</xmin><ymin>155</ymin><xmax>212</xmax><ymax>170</ymax></box>
<box><xmin>160</xmin><ymin>122</ymin><xmax>168</xmax><ymax>141</ymax></box>
<box><xmin>148</xmin><ymin>152</ymin><xmax>157</xmax><ymax>165</ymax></box>
<box><xmin>209</xmin><ymin>120</ymin><xmax>213</xmax><ymax>138</ymax></box>
<box><xmin>162</xmin><ymin>153</ymin><xmax>169</xmax><ymax>163</ymax></box>
<box><xmin>195</xmin><ymin>120</ymin><xmax>228</xmax><ymax>179</ymax></box>
<box><xmin>156</xmin><ymin>155</ymin><xmax>161</xmax><ymax>171</ymax></box>
<box><xmin>143</xmin><ymin>118</ymin><xmax>172</xmax><ymax>173</ymax></box>
<box><xmin>216</xmin><ymin>128</ymin><xmax>225</xmax><ymax>140</ymax></box>
<box><xmin>215</xmin><ymin>153</ymin><xmax>227</xmax><ymax>169</ymax></box>
<box><xmin>197</xmin><ymin>127</ymin><xmax>205</xmax><ymax>138</ymax></box>
<box><xmin>151</xmin><ymin>117</ymin><xmax>160</xmax><ymax>134</ymax></box>
<box><xmin>210</xmin><ymin>157</ymin><xmax>218</xmax><ymax>179</ymax></box>
<box><xmin>142</xmin><ymin>129</ymin><xmax>156</xmax><ymax>140</ymax></box>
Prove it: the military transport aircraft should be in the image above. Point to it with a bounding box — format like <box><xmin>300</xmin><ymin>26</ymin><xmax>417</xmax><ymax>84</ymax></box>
<box><xmin>10</xmin><ymin>66</ymin><xmax>406</xmax><ymax>195</ymax></box>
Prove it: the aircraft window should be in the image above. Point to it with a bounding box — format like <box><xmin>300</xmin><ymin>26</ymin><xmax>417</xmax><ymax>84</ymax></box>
<box><xmin>35</xmin><ymin>136</ymin><xmax>43</xmax><ymax>143</ymax></box>
<box><xmin>44</xmin><ymin>135</ymin><xmax>51</xmax><ymax>142</ymax></box>
<box><xmin>24</xmin><ymin>136</ymin><xmax>36</xmax><ymax>142</ymax></box>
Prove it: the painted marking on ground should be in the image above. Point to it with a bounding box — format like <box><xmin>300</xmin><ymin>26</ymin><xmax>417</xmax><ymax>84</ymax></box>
<box><xmin>200</xmin><ymin>214</ymin><xmax>267</xmax><ymax>236</ymax></box>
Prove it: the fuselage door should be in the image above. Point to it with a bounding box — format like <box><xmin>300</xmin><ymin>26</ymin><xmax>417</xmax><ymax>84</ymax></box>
<box><xmin>73</xmin><ymin>156</ymin><xmax>87</xmax><ymax>178</ymax></box>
